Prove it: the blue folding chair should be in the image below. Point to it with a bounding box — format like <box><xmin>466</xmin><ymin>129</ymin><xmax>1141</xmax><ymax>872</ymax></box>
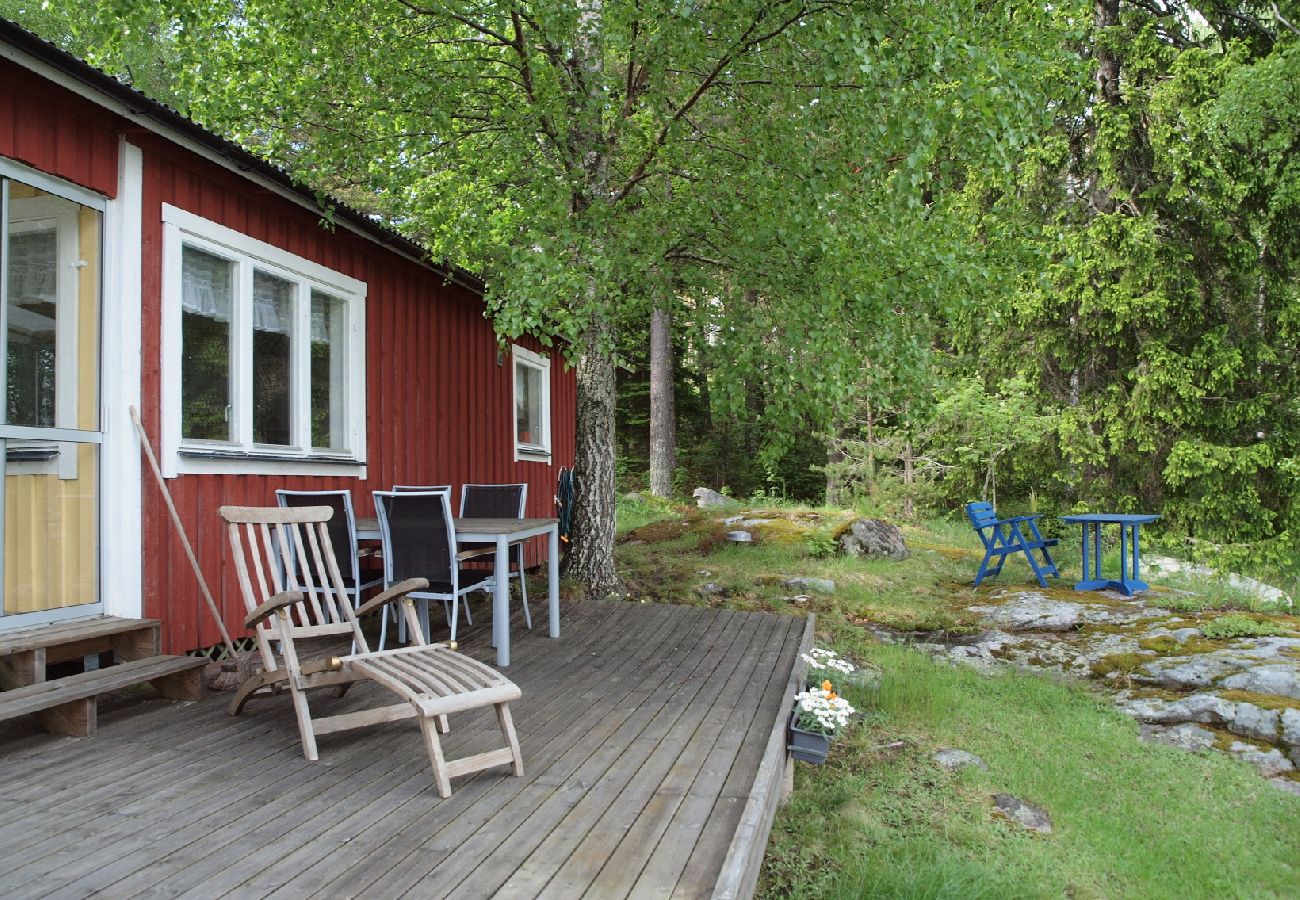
<box><xmin>965</xmin><ymin>501</ymin><xmax>1060</xmax><ymax>588</ymax></box>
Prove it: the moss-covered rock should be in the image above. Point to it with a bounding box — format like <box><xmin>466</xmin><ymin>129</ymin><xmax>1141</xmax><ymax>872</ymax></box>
<box><xmin>1091</xmin><ymin>652</ymin><xmax>1154</xmax><ymax>677</ymax></box>
<box><xmin>1138</xmin><ymin>635</ymin><xmax>1181</xmax><ymax>654</ymax></box>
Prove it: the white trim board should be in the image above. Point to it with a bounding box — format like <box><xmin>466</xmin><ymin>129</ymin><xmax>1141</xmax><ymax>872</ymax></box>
<box><xmin>99</xmin><ymin>139</ymin><xmax>144</xmax><ymax>619</ymax></box>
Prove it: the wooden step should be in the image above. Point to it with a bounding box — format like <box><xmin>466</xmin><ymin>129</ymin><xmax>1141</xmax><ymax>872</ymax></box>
<box><xmin>0</xmin><ymin>615</ymin><xmax>161</xmax><ymax>657</ymax></box>
<box><xmin>0</xmin><ymin>616</ymin><xmax>161</xmax><ymax>690</ymax></box>
<box><xmin>0</xmin><ymin>654</ymin><xmax>207</xmax><ymax>737</ymax></box>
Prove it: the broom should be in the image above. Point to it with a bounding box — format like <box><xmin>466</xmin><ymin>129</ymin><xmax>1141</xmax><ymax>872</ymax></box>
<box><xmin>130</xmin><ymin>406</ymin><xmax>252</xmax><ymax>691</ymax></box>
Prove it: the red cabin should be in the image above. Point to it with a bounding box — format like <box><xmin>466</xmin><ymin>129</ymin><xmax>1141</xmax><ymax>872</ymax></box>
<box><xmin>0</xmin><ymin>21</ymin><xmax>575</xmax><ymax>653</ymax></box>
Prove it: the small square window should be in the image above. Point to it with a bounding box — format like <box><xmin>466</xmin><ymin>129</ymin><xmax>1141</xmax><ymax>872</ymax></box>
<box><xmin>513</xmin><ymin>345</ymin><xmax>550</xmax><ymax>460</ymax></box>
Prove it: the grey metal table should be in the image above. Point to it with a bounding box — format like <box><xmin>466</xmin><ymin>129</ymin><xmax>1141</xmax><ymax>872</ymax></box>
<box><xmin>356</xmin><ymin>516</ymin><xmax>560</xmax><ymax>667</ymax></box>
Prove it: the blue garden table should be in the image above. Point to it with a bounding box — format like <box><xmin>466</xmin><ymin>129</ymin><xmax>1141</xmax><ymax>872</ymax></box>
<box><xmin>1059</xmin><ymin>513</ymin><xmax>1160</xmax><ymax>596</ymax></box>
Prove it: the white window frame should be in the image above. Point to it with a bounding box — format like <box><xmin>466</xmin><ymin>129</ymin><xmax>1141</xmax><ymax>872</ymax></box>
<box><xmin>160</xmin><ymin>204</ymin><xmax>367</xmax><ymax>477</ymax></box>
<box><xmin>512</xmin><ymin>344</ymin><xmax>551</xmax><ymax>462</ymax></box>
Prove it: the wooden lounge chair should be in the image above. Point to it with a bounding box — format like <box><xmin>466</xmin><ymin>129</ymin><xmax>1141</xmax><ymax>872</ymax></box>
<box><xmin>965</xmin><ymin>500</ymin><xmax>1060</xmax><ymax>588</ymax></box>
<box><xmin>220</xmin><ymin>504</ymin><xmax>524</xmax><ymax>798</ymax></box>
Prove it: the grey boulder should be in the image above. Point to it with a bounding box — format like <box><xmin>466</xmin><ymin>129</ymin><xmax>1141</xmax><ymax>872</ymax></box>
<box><xmin>992</xmin><ymin>794</ymin><xmax>1052</xmax><ymax>834</ymax></box>
<box><xmin>838</xmin><ymin>518</ymin><xmax>908</xmax><ymax>560</ymax></box>
<box><xmin>1219</xmin><ymin>665</ymin><xmax>1300</xmax><ymax>700</ymax></box>
<box><xmin>781</xmin><ymin>576</ymin><xmax>835</xmax><ymax>595</ymax></box>
<box><xmin>692</xmin><ymin>487</ymin><xmax>731</xmax><ymax>508</ymax></box>
<box><xmin>933</xmin><ymin>749</ymin><xmax>988</xmax><ymax>771</ymax></box>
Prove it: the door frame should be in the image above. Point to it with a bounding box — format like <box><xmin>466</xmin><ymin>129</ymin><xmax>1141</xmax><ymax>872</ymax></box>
<box><xmin>0</xmin><ymin>147</ymin><xmax>142</xmax><ymax>630</ymax></box>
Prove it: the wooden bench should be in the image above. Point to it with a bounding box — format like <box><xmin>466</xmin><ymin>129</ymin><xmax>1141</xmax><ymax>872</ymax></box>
<box><xmin>0</xmin><ymin>616</ymin><xmax>207</xmax><ymax>737</ymax></box>
<box><xmin>0</xmin><ymin>655</ymin><xmax>206</xmax><ymax>736</ymax></box>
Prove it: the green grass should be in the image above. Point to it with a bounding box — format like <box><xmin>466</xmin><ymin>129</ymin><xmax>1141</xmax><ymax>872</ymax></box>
<box><xmin>1154</xmin><ymin>572</ymin><xmax>1293</xmax><ymax>614</ymax></box>
<box><xmin>1200</xmin><ymin>613</ymin><xmax>1293</xmax><ymax>640</ymax></box>
<box><xmin>613</xmin><ymin>502</ymin><xmax>1300</xmax><ymax>899</ymax></box>
<box><xmin>763</xmin><ymin>644</ymin><xmax>1300</xmax><ymax>899</ymax></box>
<box><xmin>614</xmin><ymin>492</ymin><xmax>684</xmax><ymax>534</ymax></box>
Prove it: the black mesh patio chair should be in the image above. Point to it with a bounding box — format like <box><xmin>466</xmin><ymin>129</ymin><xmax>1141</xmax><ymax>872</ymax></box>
<box><xmin>373</xmin><ymin>489</ymin><xmax>494</xmax><ymax>649</ymax></box>
<box><xmin>275</xmin><ymin>489</ymin><xmax>382</xmax><ymax>611</ymax></box>
<box><xmin>459</xmin><ymin>483</ymin><xmax>532</xmax><ymax>630</ymax></box>
<box><xmin>390</xmin><ymin>485</ymin><xmax>475</xmax><ymax>628</ymax></box>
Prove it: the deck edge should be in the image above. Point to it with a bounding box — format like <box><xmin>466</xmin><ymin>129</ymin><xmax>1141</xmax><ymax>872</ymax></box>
<box><xmin>711</xmin><ymin>612</ymin><xmax>815</xmax><ymax>900</ymax></box>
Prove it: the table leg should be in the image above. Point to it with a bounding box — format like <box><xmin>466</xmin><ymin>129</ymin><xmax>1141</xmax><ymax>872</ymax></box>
<box><xmin>1119</xmin><ymin>524</ymin><xmax>1128</xmax><ymax>585</ymax></box>
<box><xmin>548</xmin><ymin>525</ymin><xmax>560</xmax><ymax>639</ymax></box>
<box><xmin>1128</xmin><ymin>523</ymin><xmax>1149</xmax><ymax>594</ymax></box>
<box><xmin>1075</xmin><ymin>523</ymin><xmax>1109</xmax><ymax>592</ymax></box>
<box><xmin>1092</xmin><ymin>524</ymin><xmax>1102</xmax><ymax>581</ymax></box>
<box><xmin>494</xmin><ymin>536</ymin><xmax>510</xmax><ymax>667</ymax></box>
<box><xmin>1133</xmin><ymin>523</ymin><xmax>1141</xmax><ymax>580</ymax></box>
<box><xmin>1080</xmin><ymin>525</ymin><xmax>1089</xmax><ymax>580</ymax></box>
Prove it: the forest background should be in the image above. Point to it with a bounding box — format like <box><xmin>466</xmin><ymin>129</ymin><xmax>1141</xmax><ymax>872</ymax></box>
<box><xmin>4</xmin><ymin>0</ymin><xmax>1296</xmax><ymax>593</ymax></box>
<box><xmin>613</xmin><ymin>1</ymin><xmax>1300</xmax><ymax>595</ymax></box>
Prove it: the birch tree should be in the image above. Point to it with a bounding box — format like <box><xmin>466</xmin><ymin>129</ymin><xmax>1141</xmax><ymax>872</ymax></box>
<box><xmin>98</xmin><ymin>0</ymin><xmax>1060</xmax><ymax>594</ymax></box>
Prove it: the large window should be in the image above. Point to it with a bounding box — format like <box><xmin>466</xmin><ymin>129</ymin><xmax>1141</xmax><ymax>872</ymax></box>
<box><xmin>161</xmin><ymin>205</ymin><xmax>366</xmax><ymax>476</ymax></box>
<box><xmin>513</xmin><ymin>345</ymin><xmax>550</xmax><ymax>461</ymax></box>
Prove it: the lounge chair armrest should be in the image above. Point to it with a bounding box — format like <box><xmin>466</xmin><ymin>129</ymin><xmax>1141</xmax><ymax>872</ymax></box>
<box><xmin>244</xmin><ymin>590</ymin><xmax>305</xmax><ymax>629</ymax></box>
<box><xmin>355</xmin><ymin>577</ymin><xmax>430</xmax><ymax>618</ymax></box>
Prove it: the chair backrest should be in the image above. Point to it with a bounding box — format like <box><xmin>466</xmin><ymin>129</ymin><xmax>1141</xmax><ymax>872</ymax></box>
<box><xmin>393</xmin><ymin>484</ymin><xmax>452</xmax><ymax>493</ymax></box>
<box><xmin>276</xmin><ymin>489</ymin><xmax>359</xmax><ymax>582</ymax></box>
<box><xmin>373</xmin><ymin>489</ymin><xmax>456</xmax><ymax>588</ymax></box>
<box><xmin>965</xmin><ymin>501</ymin><xmax>999</xmax><ymax>527</ymax></box>
<box><xmin>965</xmin><ymin>501</ymin><xmax>1000</xmax><ymax>547</ymax></box>
<box><xmin>220</xmin><ymin>504</ymin><xmax>369</xmax><ymax>670</ymax></box>
<box><xmin>460</xmin><ymin>483</ymin><xmax>527</xmax><ymax>519</ymax></box>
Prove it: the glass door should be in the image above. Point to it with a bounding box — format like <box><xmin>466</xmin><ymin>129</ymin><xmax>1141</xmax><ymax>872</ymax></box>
<box><xmin>0</xmin><ymin>173</ymin><xmax>103</xmax><ymax>626</ymax></box>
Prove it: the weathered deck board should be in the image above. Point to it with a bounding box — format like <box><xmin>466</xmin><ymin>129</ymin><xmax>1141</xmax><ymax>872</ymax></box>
<box><xmin>0</xmin><ymin>600</ymin><xmax>804</xmax><ymax>900</ymax></box>
<box><xmin>524</xmin><ymin>614</ymin><xmax>785</xmax><ymax>899</ymax></box>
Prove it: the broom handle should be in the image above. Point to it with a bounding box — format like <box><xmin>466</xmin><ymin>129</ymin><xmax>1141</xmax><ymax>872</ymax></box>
<box><xmin>129</xmin><ymin>406</ymin><xmax>238</xmax><ymax>659</ymax></box>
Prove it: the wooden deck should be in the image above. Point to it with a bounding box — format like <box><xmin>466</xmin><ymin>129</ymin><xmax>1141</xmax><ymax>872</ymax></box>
<box><xmin>0</xmin><ymin>600</ymin><xmax>809</xmax><ymax>899</ymax></box>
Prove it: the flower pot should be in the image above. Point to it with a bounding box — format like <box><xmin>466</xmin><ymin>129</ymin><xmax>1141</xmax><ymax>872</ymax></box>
<box><xmin>787</xmin><ymin>715</ymin><xmax>832</xmax><ymax>764</ymax></box>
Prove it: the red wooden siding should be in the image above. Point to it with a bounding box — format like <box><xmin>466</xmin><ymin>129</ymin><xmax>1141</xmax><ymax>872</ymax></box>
<box><xmin>132</xmin><ymin>136</ymin><xmax>576</xmax><ymax>654</ymax></box>
<box><xmin>0</xmin><ymin>58</ymin><xmax>120</xmax><ymax>197</ymax></box>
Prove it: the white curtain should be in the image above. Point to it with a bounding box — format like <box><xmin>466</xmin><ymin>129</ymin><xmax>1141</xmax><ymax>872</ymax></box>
<box><xmin>8</xmin><ymin>230</ymin><xmax>57</xmax><ymax>305</ymax></box>
<box><xmin>181</xmin><ymin>248</ymin><xmax>340</xmax><ymax>341</ymax></box>
<box><xmin>181</xmin><ymin>247</ymin><xmax>232</xmax><ymax>322</ymax></box>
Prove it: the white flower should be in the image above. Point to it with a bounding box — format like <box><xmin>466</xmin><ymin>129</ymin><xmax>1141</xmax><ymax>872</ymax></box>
<box><xmin>793</xmin><ymin>686</ymin><xmax>857</xmax><ymax>735</ymax></box>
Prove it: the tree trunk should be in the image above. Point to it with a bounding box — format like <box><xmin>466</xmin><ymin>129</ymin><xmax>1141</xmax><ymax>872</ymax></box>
<box><xmin>564</xmin><ymin>0</ymin><xmax>622</xmax><ymax>598</ymax></box>
<box><xmin>648</xmin><ymin>305</ymin><xmax>676</xmax><ymax>497</ymax></box>
<box><xmin>864</xmin><ymin>396</ymin><xmax>876</xmax><ymax>495</ymax></box>
<box><xmin>567</xmin><ymin>315</ymin><xmax>623</xmax><ymax>598</ymax></box>
<box><xmin>824</xmin><ymin>433</ymin><xmax>844</xmax><ymax>507</ymax></box>
<box><xmin>1094</xmin><ymin>0</ymin><xmax>1122</xmax><ymax>107</ymax></box>
<box><xmin>902</xmin><ymin>439</ymin><xmax>915</xmax><ymax>520</ymax></box>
